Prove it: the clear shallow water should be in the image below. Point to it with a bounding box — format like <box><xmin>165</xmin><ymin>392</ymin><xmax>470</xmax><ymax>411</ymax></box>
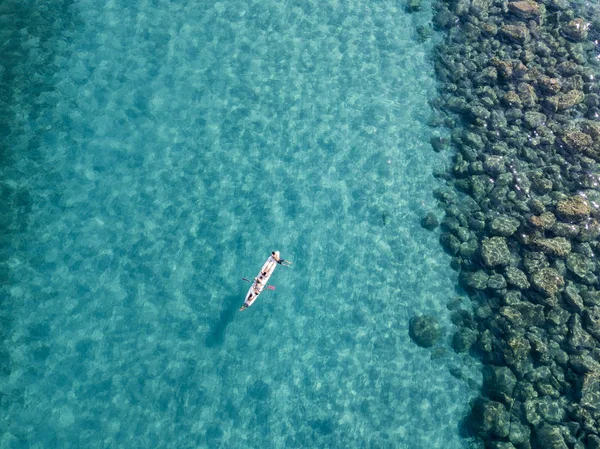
<box><xmin>1</xmin><ymin>1</ymin><xmax>479</xmax><ymax>448</ymax></box>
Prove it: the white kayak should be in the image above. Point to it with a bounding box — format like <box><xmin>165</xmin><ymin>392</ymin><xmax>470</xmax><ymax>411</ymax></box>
<box><xmin>240</xmin><ymin>251</ymin><xmax>286</xmax><ymax>311</ymax></box>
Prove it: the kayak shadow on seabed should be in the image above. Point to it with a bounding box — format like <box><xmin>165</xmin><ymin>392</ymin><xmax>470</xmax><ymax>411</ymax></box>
<box><xmin>205</xmin><ymin>295</ymin><xmax>238</xmax><ymax>348</ymax></box>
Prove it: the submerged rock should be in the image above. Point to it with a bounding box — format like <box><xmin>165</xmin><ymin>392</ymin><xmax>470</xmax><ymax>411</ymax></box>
<box><xmin>460</xmin><ymin>270</ymin><xmax>489</xmax><ymax>290</ymax></box>
<box><xmin>561</xmin><ymin>130</ymin><xmax>593</xmax><ymax>153</ymax></box>
<box><xmin>508</xmin><ymin>0</ymin><xmax>542</xmax><ymax>19</ymax></box>
<box><xmin>470</xmin><ymin>399</ymin><xmax>511</xmax><ymax>439</ymax></box>
<box><xmin>500</xmin><ymin>24</ymin><xmax>530</xmax><ymax>43</ymax></box>
<box><xmin>481</xmin><ymin>236</ymin><xmax>511</xmax><ymax>267</ymax></box>
<box><xmin>566</xmin><ymin>253</ymin><xmax>595</xmax><ymax>281</ymax></box>
<box><xmin>505</xmin><ymin>266</ymin><xmax>530</xmax><ymax>289</ymax></box>
<box><xmin>537</xmin><ymin>77</ymin><xmax>562</xmax><ymax>95</ymax></box>
<box><xmin>452</xmin><ymin>327</ymin><xmax>478</xmax><ymax>353</ymax></box>
<box><xmin>489</xmin><ymin>216</ymin><xmax>520</xmax><ymax>236</ymax></box>
<box><xmin>421</xmin><ymin>212</ymin><xmax>439</xmax><ymax>230</ymax></box>
<box><xmin>563</xmin><ymin>18</ymin><xmax>589</xmax><ymax>42</ymax></box>
<box><xmin>535</xmin><ymin>424</ymin><xmax>569</xmax><ymax>449</ymax></box>
<box><xmin>482</xmin><ymin>365</ymin><xmax>517</xmax><ymax>403</ymax></box>
<box><xmin>581</xmin><ymin>372</ymin><xmax>600</xmax><ymax>411</ymax></box>
<box><xmin>531</xmin><ymin>267</ymin><xmax>564</xmax><ymax>296</ymax></box>
<box><xmin>409</xmin><ymin>315</ymin><xmax>440</xmax><ymax>348</ymax></box>
<box><xmin>556</xmin><ymin>196</ymin><xmax>591</xmax><ymax>222</ymax></box>
<box><xmin>531</xmin><ymin>237</ymin><xmax>571</xmax><ymax>257</ymax></box>
<box><xmin>529</xmin><ymin>211</ymin><xmax>556</xmax><ymax>229</ymax></box>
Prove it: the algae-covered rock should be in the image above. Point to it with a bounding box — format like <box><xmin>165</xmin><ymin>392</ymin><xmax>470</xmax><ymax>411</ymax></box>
<box><xmin>508</xmin><ymin>0</ymin><xmax>542</xmax><ymax>19</ymax></box>
<box><xmin>584</xmin><ymin>307</ymin><xmax>600</xmax><ymax>340</ymax></box>
<box><xmin>557</xmin><ymin>61</ymin><xmax>578</xmax><ymax>77</ymax></box>
<box><xmin>502</xmin><ymin>333</ymin><xmax>531</xmax><ymax>370</ymax></box>
<box><xmin>509</xmin><ymin>420</ymin><xmax>530</xmax><ymax>446</ymax></box>
<box><xmin>556</xmin><ymin>195</ymin><xmax>591</xmax><ymax>222</ymax></box>
<box><xmin>531</xmin><ymin>237</ymin><xmax>571</xmax><ymax>257</ymax></box>
<box><xmin>502</xmin><ymin>91</ymin><xmax>522</xmax><ymax>108</ymax></box>
<box><xmin>581</xmin><ymin>372</ymin><xmax>600</xmax><ymax>412</ymax></box>
<box><xmin>459</xmin><ymin>239</ymin><xmax>479</xmax><ymax>258</ymax></box>
<box><xmin>561</xmin><ymin>130</ymin><xmax>593</xmax><ymax>154</ymax></box>
<box><xmin>537</xmin><ymin>77</ymin><xmax>562</xmax><ymax>95</ymax></box>
<box><xmin>482</xmin><ymin>236</ymin><xmax>511</xmax><ymax>267</ymax></box>
<box><xmin>469</xmin><ymin>104</ymin><xmax>491</xmax><ymax>121</ymax></box>
<box><xmin>525</xmin><ymin>396</ymin><xmax>565</xmax><ymax>424</ymax></box>
<box><xmin>504</xmin><ymin>266</ymin><xmax>530</xmax><ymax>289</ymax></box>
<box><xmin>568</xmin><ymin>313</ymin><xmax>596</xmax><ymax>351</ymax></box>
<box><xmin>430</xmin><ymin>135</ymin><xmax>449</xmax><ymax>152</ymax></box>
<box><xmin>471</xmin><ymin>399</ymin><xmax>511</xmax><ymax>439</ymax></box>
<box><xmin>483</xmin><ymin>155</ymin><xmax>506</xmax><ymax>176</ymax></box>
<box><xmin>491</xmin><ymin>57</ymin><xmax>513</xmax><ymax>78</ymax></box>
<box><xmin>487</xmin><ymin>274</ymin><xmax>507</xmax><ymax>289</ymax></box>
<box><xmin>523</xmin><ymin>251</ymin><xmax>549</xmax><ymax>274</ymax></box>
<box><xmin>589</xmin><ymin>435</ymin><xmax>600</xmax><ymax>449</ymax></box>
<box><xmin>483</xmin><ymin>365</ymin><xmax>517</xmax><ymax>403</ymax></box>
<box><xmin>578</xmin><ymin>218</ymin><xmax>600</xmax><ymax>241</ymax></box>
<box><xmin>547</xmin><ymin>90</ymin><xmax>585</xmax><ymax>111</ymax></box>
<box><xmin>500</xmin><ymin>24</ymin><xmax>530</xmax><ymax>43</ymax></box>
<box><xmin>481</xmin><ymin>22</ymin><xmax>498</xmax><ymax>36</ymax></box>
<box><xmin>532</xmin><ymin>267</ymin><xmax>564</xmax><ymax>296</ymax></box>
<box><xmin>460</xmin><ymin>269</ymin><xmax>489</xmax><ymax>290</ymax></box>
<box><xmin>551</xmin><ymin>222</ymin><xmax>580</xmax><ymax>237</ymax></box>
<box><xmin>581</xmin><ymin>120</ymin><xmax>600</xmax><ymax>141</ymax></box>
<box><xmin>529</xmin><ymin>211</ymin><xmax>556</xmax><ymax>229</ymax></box>
<box><xmin>566</xmin><ymin>252</ymin><xmax>595</xmax><ymax>281</ymax></box>
<box><xmin>564</xmin><ymin>282</ymin><xmax>584</xmax><ymax>311</ymax></box>
<box><xmin>409</xmin><ymin>315</ymin><xmax>440</xmax><ymax>348</ymax></box>
<box><xmin>535</xmin><ymin>424</ymin><xmax>568</xmax><ymax>449</ymax></box>
<box><xmin>517</xmin><ymin>82</ymin><xmax>537</xmax><ymax>107</ymax></box>
<box><xmin>563</xmin><ymin>18</ymin><xmax>589</xmax><ymax>42</ymax></box>
<box><xmin>523</xmin><ymin>111</ymin><xmax>547</xmax><ymax>129</ymax></box>
<box><xmin>440</xmin><ymin>232</ymin><xmax>460</xmax><ymax>255</ymax></box>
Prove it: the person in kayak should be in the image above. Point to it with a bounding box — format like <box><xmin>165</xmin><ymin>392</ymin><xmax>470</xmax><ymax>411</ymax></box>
<box><xmin>253</xmin><ymin>277</ymin><xmax>263</xmax><ymax>293</ymax></box>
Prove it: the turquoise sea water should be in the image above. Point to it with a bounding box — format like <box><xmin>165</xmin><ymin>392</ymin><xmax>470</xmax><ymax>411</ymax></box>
<box><xmin>1</xmin><ymin>1</ymin><xmax>480</xmax><ymax>448</ymax></box>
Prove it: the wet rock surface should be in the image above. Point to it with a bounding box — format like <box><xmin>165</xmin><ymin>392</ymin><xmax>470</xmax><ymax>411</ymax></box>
<box><xmin>429</xmin><ymin>0</ymin><xmax>600</xmax><ymax>447</ymax></box>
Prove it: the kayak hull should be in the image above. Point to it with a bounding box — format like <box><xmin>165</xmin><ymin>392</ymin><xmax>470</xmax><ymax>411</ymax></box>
<box><xmin>240</xmin><ymin>251</ymin><xmax>280</xmax><ymax>311</ymax></box>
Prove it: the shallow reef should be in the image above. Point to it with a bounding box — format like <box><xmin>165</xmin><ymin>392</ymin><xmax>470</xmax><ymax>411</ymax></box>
<box><xmin>428</xmin><ymin>0</ymin><xmax>600</xmax><ymax>448</ymax></box>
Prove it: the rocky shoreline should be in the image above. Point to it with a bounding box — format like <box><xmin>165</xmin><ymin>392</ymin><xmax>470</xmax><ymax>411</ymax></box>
<box><xmin>421</xmin><ymin>0</ymin><xmax>600</xmax><ymax>447</ymax></box>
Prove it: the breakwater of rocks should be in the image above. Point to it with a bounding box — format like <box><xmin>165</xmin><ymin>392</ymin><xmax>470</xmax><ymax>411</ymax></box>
<box><xmin>424</xmin><ymin>0</ymin><xmax>600</xmax><ymax>448</ymax></box>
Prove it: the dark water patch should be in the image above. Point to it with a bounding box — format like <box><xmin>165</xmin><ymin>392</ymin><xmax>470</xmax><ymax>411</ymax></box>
<box><xmin>205</xmin><ymin>295</ymin><xmax>238</xmax><ymax>348</ymax></box>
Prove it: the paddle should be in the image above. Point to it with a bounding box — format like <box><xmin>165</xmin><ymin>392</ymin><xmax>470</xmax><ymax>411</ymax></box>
<box><xmin>242</xmin><ymin>278</ymin><xmax>276</xmax><ymax>290</ymax></box>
